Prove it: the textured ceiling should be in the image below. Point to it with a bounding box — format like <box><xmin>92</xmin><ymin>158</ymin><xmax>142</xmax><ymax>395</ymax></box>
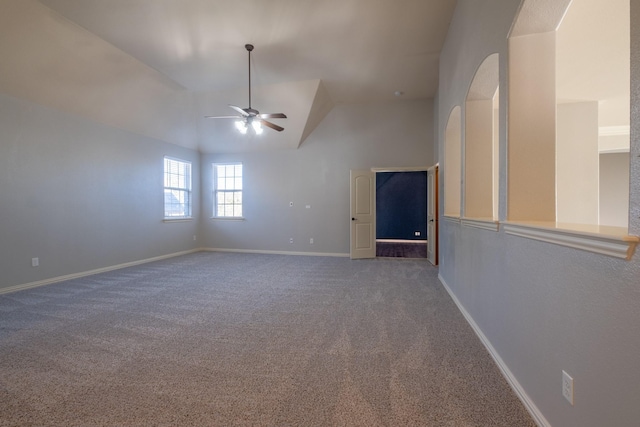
<box><xmin>0</xmin><ymin>0</ymin><xmax>457</xmax><ymax>152</ymax></box>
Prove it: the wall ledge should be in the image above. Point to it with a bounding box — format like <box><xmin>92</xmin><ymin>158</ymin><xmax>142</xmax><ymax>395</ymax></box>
<box><xmin>503</xmin><ymin>221</ymin><xmax>639</xmax><ymax>260</ymax></box>
<box><xmin>443</xmin><ymin>215</ymin><xmax>461</xmax><ymax>224</ymax></box>
<box><xmin>461</xmin><ymin>217</ymin><xmax>500</xmax><ymax>232</ymax></box>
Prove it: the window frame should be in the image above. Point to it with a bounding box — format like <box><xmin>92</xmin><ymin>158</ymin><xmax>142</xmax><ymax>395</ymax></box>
<box><xmin>163</xmin><ymin>156</ymin><xmax>192</xmax><ymax>220</ymax></box>
<box><xmin>213</xmin><ymin>163</ymin><xmax>244</xmax><ymax>219</ymax></box>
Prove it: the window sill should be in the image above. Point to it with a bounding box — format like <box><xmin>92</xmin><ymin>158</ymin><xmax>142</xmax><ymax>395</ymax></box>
<box><xmin>210</xmin><ymin>217</ymin><xmax>246</xmax><ymax>221</ymax></box>
<box><xmin>461</xmin><ymin>217</ymin><xmax>499</xmax><ymax>232</ymax></box>
<box><xmin>503</xmin><ymin>221</ymin><xmax>639</xmax><ymax>260</ymax></box>
<box><xmin>163</xmin><ymin>217</ymin><xmax>194</xmax><ymax>223</ymax></box>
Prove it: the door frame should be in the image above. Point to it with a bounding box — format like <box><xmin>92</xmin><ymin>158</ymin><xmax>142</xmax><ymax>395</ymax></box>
<box><xmin>371</xmin><ymin>166</ymin><xmax>432</xmax><ymax>258</ymax></box>
<box><xmin>427</xmin><ymin>164</ymin><xmax>439</xmax><ymax>265</ymax></box>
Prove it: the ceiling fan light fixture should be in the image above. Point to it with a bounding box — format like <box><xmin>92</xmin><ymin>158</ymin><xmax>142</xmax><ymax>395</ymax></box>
<box><xmin>252</xmin><ymin>120</ymin><xmax>263</xmax><ymax>135</ymax></box>
<box><xmin>235</xmin><ymin>120</ymin><xmax>248</xmax><ymax>134</ymax></box>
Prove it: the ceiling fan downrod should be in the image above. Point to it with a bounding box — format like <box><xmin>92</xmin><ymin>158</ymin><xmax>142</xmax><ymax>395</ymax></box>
<box><xmin>245</xmin><ymin>44</ymin><xmax>254</xmax><ymax>111</ymax></box>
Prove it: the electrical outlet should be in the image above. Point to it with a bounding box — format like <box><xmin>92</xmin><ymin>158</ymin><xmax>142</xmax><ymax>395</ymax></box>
<box><xmin>31</xmin><ymin>257</ymin><xmax>39</xmax><ymax>267</ymax></box>
<box><xmin>310</xmin><ymin>238</ymin><xmax>314</xmax><ymax>244</ymax></box>
<box><xmin>289</xmin><ymin>238</ymin><xmax>294</xmax><ymax>244</ymax></box>
<box><xmin>562</xmin><ymin>370</ymin><xmax>574</xmax><ymax>405</ymax></box>
<box><xmin>193</xmin><ymin>235</ymin><xmax>197</xmax><ymax>241</ymax></box>
<box><xmin>414</xmin><ymin>231</ymin><xmax>421</xmax><ymax>236</ymax></box>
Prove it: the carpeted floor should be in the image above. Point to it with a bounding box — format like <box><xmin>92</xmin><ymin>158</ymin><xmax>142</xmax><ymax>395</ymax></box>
<box><xmin>0</xmin><ymin>252</ymin><xmax>535</xmax><ymax>426</ymax></box>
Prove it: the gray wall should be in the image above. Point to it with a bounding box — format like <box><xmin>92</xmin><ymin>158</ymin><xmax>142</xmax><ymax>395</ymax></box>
<box><xmin>437</xmin><ymin>1</ymin><xmax>640</xmax><ymax>426</ymax></box>
<box><xmin>0</xmin><ymin>94</ymin><xmax>431</xmax><ymax>289</ymax></box>
<box><xmin>0</xmin><ymin>93</ymin><xmax>200</xmax><ymax>291</ymax></box>
<box><xmin>201</xmin><ymin>100</ymin><xmax>433</xmax><ymax>254</ymax></box>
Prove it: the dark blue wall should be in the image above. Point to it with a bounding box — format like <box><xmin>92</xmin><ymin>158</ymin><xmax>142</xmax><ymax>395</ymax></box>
<box><xmin>376</xmin><ymin>171</ymin><xmax>427</xmax><ymax>240</ymax></box>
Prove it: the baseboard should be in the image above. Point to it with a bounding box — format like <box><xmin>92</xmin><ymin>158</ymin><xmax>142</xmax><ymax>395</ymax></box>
<box><xmin>203</xmin><ymin>247</ymin><xmax>350</xmax><ymax>257</ymax></box>
<box><xmin>0</xmin><ymin>249</ymin><xmax>200</xmax><ymax>296</ymax></box>
<box><xmin>438</xmin><ymin>274</ymin><xmax>551</xmax><ymax>427</ymax></box>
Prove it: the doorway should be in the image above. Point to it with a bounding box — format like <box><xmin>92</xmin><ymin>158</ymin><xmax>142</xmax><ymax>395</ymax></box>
<box><xmin>375</xmin><ymin>170</ymin><xmax>427</xmax><ymax>259</ymax></box>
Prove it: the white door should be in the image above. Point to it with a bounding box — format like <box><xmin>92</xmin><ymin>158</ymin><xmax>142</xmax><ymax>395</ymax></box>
<box><xmin>427</xmin><ymin>165</ymin><xmax>439</xmax><ymax>265</ymax></box>
<box><xmin>350</xmin><ymin>170</ymin><xmax>375</xmax><ymax>259</ymax></box>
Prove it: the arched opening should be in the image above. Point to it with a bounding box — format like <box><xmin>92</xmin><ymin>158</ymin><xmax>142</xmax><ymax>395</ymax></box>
<box><xmin>464</xmin><ymin>53</ymin><xmax>499</xmax><ymax>221</ymax></box>
<box><xmin>508</xmin><ymin>0</ymin><xmax>630</xmax><ymax>229</ymax></box>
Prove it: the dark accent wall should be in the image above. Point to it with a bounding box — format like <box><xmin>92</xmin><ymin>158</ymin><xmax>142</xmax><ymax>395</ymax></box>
<box><xmin>376</xmin><ymin>171</ymin><xmax>427</xmax><ymax>240</ymax></box>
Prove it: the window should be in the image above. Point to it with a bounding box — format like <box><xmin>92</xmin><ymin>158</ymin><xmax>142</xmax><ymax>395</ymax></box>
<box><xmin>214</xmin><ymin>163</ymin><xmax>243</xmax><ymax>218</ymax></box>
<box><xmin>164</xmin><ymin>157</ymin><xmax>192</xmax><ymax>218</ymax></box>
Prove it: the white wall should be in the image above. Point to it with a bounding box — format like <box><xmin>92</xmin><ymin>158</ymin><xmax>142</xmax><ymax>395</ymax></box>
<box><xmin>0</xmin><ymin>93</ymin><xmax>200</xmax><ymax>291</ymax></box>
<box><xmin>200</xmin><ymin>100</ymin><xmax>433</xmax><ymax>255</ymax></box>
<box><xmin>556</xmin><ymin>102</ymin><xmax>600</xmax><ymax>224</ymax></box>
<box><xmin>437</xmin><ymin>1</ymin><xmax>640</xmax><ymax>426</ymax></box>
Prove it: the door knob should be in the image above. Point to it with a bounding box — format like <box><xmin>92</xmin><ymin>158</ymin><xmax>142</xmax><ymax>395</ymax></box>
<box><xmin>351</xmin><ymin>217</ymin><xmax>356</xmax><ymax>221</ymax></box>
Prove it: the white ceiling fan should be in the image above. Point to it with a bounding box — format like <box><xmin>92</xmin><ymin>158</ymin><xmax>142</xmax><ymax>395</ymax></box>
<box><xmin>205</xmin><ymin>44</ymin><xmax>287</xmax><ymax>133</ymax></box>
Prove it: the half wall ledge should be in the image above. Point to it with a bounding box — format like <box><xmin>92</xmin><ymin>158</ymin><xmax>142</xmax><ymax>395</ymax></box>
<box><xmin>503</xmin><ymin>221</ymin><xmax>639</xmax><ymax>260</ymax></box>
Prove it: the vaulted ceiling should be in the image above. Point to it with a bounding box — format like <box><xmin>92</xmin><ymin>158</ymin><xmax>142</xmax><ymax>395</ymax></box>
<box><xmin>0</xmin><ymin>0</ymin><xmax>457</xmax><ymax>152</ymax></box>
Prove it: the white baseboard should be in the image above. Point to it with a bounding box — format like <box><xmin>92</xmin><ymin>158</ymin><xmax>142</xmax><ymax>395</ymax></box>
<box><xmin>0</xmin><ymin>249</ymin><xmax>200</xmax><ymax>296</ymax></box>
<box><xmin>203</xmin><ymin>247</ymin><xmax>350</xmax><ymax>257</ymax></box>
<box><xmin>438</xmin><ymin>274</ymin><xmax>551</xmax><ymax>427</ymax></box>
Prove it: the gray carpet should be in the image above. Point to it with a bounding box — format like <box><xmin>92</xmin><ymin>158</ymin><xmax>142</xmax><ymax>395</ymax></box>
<box><xmin>0</xmin><ymin>252</ymin><xmax>535</xmax><ymax>426</ymax></box>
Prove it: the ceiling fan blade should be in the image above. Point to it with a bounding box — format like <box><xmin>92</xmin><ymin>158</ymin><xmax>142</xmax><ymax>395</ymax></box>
<box><xmin>229</xmin><ymin>105</ymin><xmax>250</xmax><ymax>116</ymax></box>
<box><xmin>259</xmin><ymin>113</ymin><xmax>287</xmax><ymax>119</ymax></box>
<box><xmin>259</xmin><ymin>119</ymin><xmax>284</xmax><ymax>132</ymax></box>
<box><xmin>204</xmin><ymin>115</ymin><xmax>242</xmax><ymax>119</ymax></box>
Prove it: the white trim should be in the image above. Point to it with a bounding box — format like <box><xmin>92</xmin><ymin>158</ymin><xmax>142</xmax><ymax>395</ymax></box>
<box><xmin>461</xmin><ymin>217</ymin><xmax>500</xmax><ymax>232</ymax></box>
<box><xmin>371</xmin><ymin>166</ymin><xmax>429</xmax><ymax>172</ymax></box>
<box><xmin>203</xmin><ymin>248</ymin><xmax>350</xmax><ymax>257</ymax></box>
<box><xmin>163</xmin><ymin>218</ymin><xmax>194</xmax><ymax>223</ymax></box>
<box><xmin>443</xmin><ymin>215</ymin><xmax>461</xmax><ymax>224</ymax></box>
<box><xmin>599</xmin><ymin>125</ymin><xmax>630</xmax><ymax>136</ymax></box>
<box><xmin>438</xmin><ymin>274</ymin><xmax>550</xmax><ymax>427</ymax></box>
<box><xmin>210</xmin><ymin>217</ymin><xmax>246</xmax><ymax>221</ymax></box>
<box><xmin>164</xmin><ymin>155</ymin><xmax>193</xmax><ymax>163</ymax></box>
<box><xmin>0</xmin><ymin>249</ymin><xmax>200</xmax><ymax>296</ymax></box>
<box><xmin>503</xmin><ymin>222</ymin><xmax>638</xmax><ymax>260</ymax></box>
<box><xmin>599</xmin><ymin>148</ymin><xmax>630</xmax><ymax>154</ymax></box>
